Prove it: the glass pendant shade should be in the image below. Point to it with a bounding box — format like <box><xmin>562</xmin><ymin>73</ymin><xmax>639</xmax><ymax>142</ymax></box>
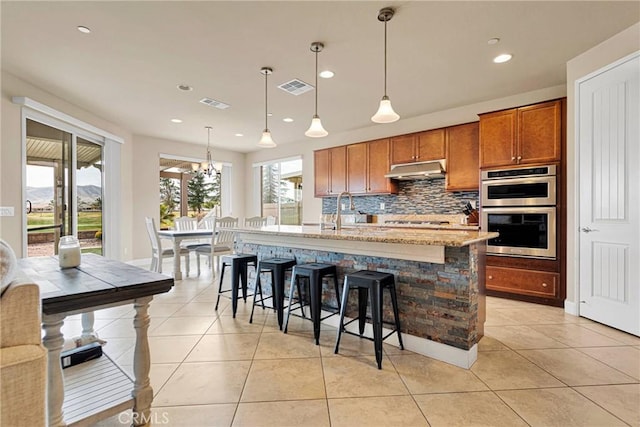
<box><xmin>191</xmin><ymin>163</ymin><xmax>199</xmax><ymax>172</ymax></box>
<box><xmin>306</xmin><ymin>42</ymin><xmax>328</xmax><ymax>138</ymax></box>
<box><xmin>372</xmin><ymin>8</ymin><xmax>400</xmax><ymax>124</ymax></box>
<box><xmin>371</xmin><ymin>96</ymin><xmax>400</xmax><ymax>123</ymax></box>
<box><xmin>258</xmin><ymin>129</ymin><xmax>276</xmax><ymax>148</ymax></box>
<box><xmin>258</xmin><ymin>67</ymin><xmax>276</xmax><ymax>148</ymax></box>
<box><xmin>305</xmin><ymin>115</ymin><xmax>328</xmax><ymax>138</ymax></box>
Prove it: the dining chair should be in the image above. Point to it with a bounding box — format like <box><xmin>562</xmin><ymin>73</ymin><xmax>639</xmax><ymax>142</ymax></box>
<box><xmin>244</xmin><ymin>216</ymin><xmax>267</xmax><ymax>228</ymax></box>
<box><xmin>145</xmin><ymin>217</ymin><xmax>190</xmax><ymax>275</ymax></box>
<box><xmin>195</xmin><ymin>216</ymin><xmax>238</xmax><ymax>275</ymax></box>
<box><xmin>174</xmin><ymin>216</ymin><xmax>203</xmax><ymax>250</ymax></box>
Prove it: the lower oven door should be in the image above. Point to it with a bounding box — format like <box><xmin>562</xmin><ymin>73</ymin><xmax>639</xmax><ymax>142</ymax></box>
<box><xmin>482</xmin><ymin>206</ymin><xmax>556</xmax><ymax>259</ymax></box>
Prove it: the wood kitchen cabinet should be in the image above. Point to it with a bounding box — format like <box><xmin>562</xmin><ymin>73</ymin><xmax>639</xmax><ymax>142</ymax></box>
<box><xmin>391</xmin><ymin>129</ymin><xmax>445</xmax><ymax>164</ymax></box>
<box><xmin>479</xmin><ymin>99</ymin><xmax>562</xmax><ymax>169</ymax></box>
<box><xmin>346</xmin><ymin>142</ymin><xmax>367</xmax><ymax>193</ymax></box>
<box><xmin>486</xmin><ymin>266</ymin><xmax>559</xmax><ymax>299</ymax></box>
<box><xmin>346</xmin><ymin>139</ymin><xmax>397</xmax><ymax>195</ymax></box>
<box><xmin>314</xmin><ymin>146</ymin><xmax>346</xmax><ymax>197</ymax></box>
<box><xmin>445</xmin><ymin>122</ymin><xmax>479</xmax><ymax>191</ymax></box>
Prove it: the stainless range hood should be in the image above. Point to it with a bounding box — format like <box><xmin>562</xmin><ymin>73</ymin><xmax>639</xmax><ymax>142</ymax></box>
<box><xmin>384</xmin><ymin>159</ymin><xmax>446</xmax><ymax>180</ymax></box>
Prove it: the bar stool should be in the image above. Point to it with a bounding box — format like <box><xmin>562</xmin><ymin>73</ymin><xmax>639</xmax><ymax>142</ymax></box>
<box><xmin>334</xmin><ymin>270</ymin><xmax>404</xmax><ymax>369</ymax></box>
<box><xmin>249</xmin><ymin>258</ymin><xmax>297</xmax><ymax>329</ymax></box>
<box><xmin>283</xmin><ymin>263</ymin><xmax>341</xmax><ymax>345</ymax></box>
<box><xmin>215</xmin><ymin>254</ymin><xmax>258</xmax><ymax>318</ymax></box>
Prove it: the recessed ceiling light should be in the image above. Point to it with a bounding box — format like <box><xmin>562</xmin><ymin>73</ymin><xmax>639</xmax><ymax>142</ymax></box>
<box><xmin>493</xmin><ymin>53</ymin><xmax>513</xmax><ymax>64</ymax></box>
<box><xmin>487</xmin><ymin>38</ymin><xmax>500</xmax><ymax>45</ymax></box>
<box><xmin>283</xmin><ymin>117</ymin><xmax>294</xmax><ymax>123</ymax></box>
<box><xmin>235</xmin><ymin>133</ymin><xmax>244</xmax><ymax>137</ymax></box>
<box><xmin>77</xmin><ymin>26</ymin><xmax>91</xmax><ymax>34</ymax></box>
<box><xmin>177</xmin><ymin>84</ymin><xmax>193</xmax><ymax>91</ymax></box>
<box><xmin>170</xmin><ymin>118</ymin><xmax>183</xmax><ymax>123</ymax></box>
<box><xmin>319</xmin><ymin>70</ymin><xmax>334</xmax><ymax>79</ymax></box>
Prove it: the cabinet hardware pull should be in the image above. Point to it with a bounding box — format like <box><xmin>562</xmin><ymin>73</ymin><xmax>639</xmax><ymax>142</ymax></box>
<box><xmin>511</xmin><ymin>156</ymin><xmax>516</xmax><ymax>161</ymax></box>
<box><xmin>488</xmin><ymin>275</ymin><xmax>493</xmax><ymax>280</ymax></box>
<box><xmin>542</xmin><ymin>283</ymin><xmax>548</xmax><ymax>287</ymax></box>
<box><xmin>517</xmin><ymin>156</ymin><xmax>522</xmax><ymax>160</ymax></box>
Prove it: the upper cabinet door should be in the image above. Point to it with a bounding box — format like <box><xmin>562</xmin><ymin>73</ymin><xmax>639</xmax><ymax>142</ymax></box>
<box><xmin>390</xmin><ymin>134</ymin><xmax>417</xmax><ymax>164</ymax></box>
<box><xmin>347</xmin><ymin>142</ymin><xmax>367</xmax><ymax>194</ymax></box>
<box><xmin>329</xmin><ymin>146</ymin><xmax>347</xmax><ymax>195</ymax></box>
<box><xmin>517</xmin><ymin>100</ymin><xmax>562</xmax><ymax>165</ymax></box>
<box><xmin>367</xmin><ymin>138</ymin><xmax>397</xmax><ymax>194</ymax></box>
<box><xmin>416</xmin><ymin>128</ymin><xmax>446</xmax><ymax>161</ymax></box>
<box><xmin>314</xmin><ymin>149</ymin><xmax>331</xmax><ymax>197</ymax></box>
<box><xmin>479</xmin><ymin>109</ymin><xmax>517</xmax><ymax>168</ymax></box>
<box><xmin>446</xmin><ymin>122</ymin><xmax>479</xmax><ymax>191</ymax></box>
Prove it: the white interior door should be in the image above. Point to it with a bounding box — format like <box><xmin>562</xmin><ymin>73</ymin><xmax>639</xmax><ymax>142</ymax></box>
<box><xmin>578</xmin><ymin>53</ymin><xmax>640</xmax><ymax>336</ymax></box>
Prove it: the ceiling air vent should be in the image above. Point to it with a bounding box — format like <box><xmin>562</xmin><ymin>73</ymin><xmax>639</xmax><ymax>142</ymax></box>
<box><xmin>199</xmin><ymin>97</ymin><xmax>231</xmax><ymax>109</ymax></box>
<box><xmin>278</xmin><ymin>79</ymin><xmax>314</xmax><ymax>96</ymax></box>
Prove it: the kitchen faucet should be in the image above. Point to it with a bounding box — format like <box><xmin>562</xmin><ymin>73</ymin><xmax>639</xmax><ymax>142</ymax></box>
<box><xmin>335</xmin><ymin>191</ymin><xmax>355</xmax><ymax>230</ymax></box>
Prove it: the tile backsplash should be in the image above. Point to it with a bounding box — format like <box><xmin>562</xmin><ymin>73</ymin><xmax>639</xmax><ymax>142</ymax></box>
<box><xmin>321</xmin><ymin>178</ymin><xmax>479</xmax><ymax>215</ymax></box>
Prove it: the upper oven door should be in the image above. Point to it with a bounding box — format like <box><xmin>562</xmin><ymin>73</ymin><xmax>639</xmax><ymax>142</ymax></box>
<box><xmin>482</xmin><ymin>176</ymin><xmax>556</xmax><ymax>207</ymax></box>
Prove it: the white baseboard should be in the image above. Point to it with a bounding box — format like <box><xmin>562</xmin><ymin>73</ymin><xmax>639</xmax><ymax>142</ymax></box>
<box><xmin>564</xmin><ymin>300</ymin><xmax>579</xmax><ymax>316</ymax></box>
<box><xmin>322</xmin><ymin>312</ymin><xmax>477</xmax><ymax>369</ymax></box>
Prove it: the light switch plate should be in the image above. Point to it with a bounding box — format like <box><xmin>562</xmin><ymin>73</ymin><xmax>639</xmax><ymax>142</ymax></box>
<box><xmin>0</xmin><ymin>207</ymin><xmax>14</xmax><ymax>217</ymax></box>
<box><xmin>380</xmin><ymin>202</ymin><xmax>385</xmax><ymax>210</ymax></box>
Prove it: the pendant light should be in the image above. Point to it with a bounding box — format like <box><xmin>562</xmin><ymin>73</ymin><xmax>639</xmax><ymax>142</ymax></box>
<box><xmin>371</xmin><ymin>7</ymin><xmax>400</xmax><ymax>123</ymax></box>
<box><xmin>258</xmin><ymin>67</ymin><xmax>276</xmax><ymax>148</ymax></box>
<box><xmin>305</xmin><ymin>42</ymin><xmax>328</xmax><ymax>138</ymax></box>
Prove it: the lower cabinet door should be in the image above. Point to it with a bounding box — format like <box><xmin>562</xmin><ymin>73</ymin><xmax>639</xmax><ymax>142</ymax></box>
<box><xmin>486</xmin><ymin>266</ymin><xmax>558</xmax><ymax>298</ymax></box>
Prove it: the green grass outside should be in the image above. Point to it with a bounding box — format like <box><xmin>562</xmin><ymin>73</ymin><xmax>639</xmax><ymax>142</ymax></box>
<box><xmin>27</xmin><ymin>211</ymin><xmax>102</xmax><ymax>232</ymax></box>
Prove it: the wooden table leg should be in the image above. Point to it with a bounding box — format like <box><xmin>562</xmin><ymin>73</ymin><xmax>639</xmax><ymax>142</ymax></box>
<box><xmin>132</xmin><ymin>296</ymin><xmax>153</xmax><ymax>427</ymax></box>
<box><xmin>80</xmin><ymin>311</ymin><xmax>95</xmax><ymax>340</ymax></box>
<box><xmin>42</xmin><ymin>313</ymin><xmax>67</xmax><ymax>427</ymax></box>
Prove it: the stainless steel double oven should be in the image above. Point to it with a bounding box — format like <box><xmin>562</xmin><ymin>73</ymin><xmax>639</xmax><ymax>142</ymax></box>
<box><xmin>481</xmin><ymin>165</ymin><xmax>557</xmax><ymax>259</ymax></box>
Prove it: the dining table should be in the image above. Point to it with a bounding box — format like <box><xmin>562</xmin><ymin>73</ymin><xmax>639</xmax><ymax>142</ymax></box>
<box><xmin>157</xmin><ymin>229</ymin><xmax>213</xmax><ymax>280</ymax></box>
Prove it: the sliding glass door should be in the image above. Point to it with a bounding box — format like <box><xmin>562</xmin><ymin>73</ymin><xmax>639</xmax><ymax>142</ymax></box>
<box><xmin>25</xmin><ymin>119</ymin><xmax>103</xmax><ymax>257</ymax></box>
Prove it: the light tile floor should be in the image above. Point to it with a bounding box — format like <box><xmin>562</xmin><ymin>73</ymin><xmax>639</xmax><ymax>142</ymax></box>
<box><xmin>69</xmin><ymin>258</ymin><xmax>639</xmax><ymax>426</ymax></box>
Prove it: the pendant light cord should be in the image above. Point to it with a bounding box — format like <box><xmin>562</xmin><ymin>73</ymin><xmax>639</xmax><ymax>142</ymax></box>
<box><xmin>314</xmin><ymin>47</ymin><xmax>319</xmax><ymax>115</ymax></box>
<box><xmin>264</xmin><ymin>71</ymin><xmax>268</xmax><ymax>130</ymax></box>
<box><xmin>383</xmin><ymin>17</ymin><xmax>388</xmax><ymax>97</ymax></box>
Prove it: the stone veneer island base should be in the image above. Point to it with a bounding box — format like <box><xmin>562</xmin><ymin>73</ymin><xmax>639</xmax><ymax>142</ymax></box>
<box><xmin>234</xmin><ymin>225</ymin><xmax>497</xmax><ymax>369</ymax></box>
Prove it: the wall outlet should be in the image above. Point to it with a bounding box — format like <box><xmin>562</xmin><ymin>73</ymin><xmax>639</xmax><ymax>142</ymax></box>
<box><xmin>380</xmin><ymin>202</ymin><xmax>385</xmax><ymax>210</ymax></box>
<box><xmin>0</xmin><ymin>207</ymin><xmax>14</xmax><ymax>217</ymax></box>
<box><xmin>470</xmin><ymin>200</ymin><xmax>476</xmax><ymax>209</ymax></box>
<box><xmin>341</xmin><ymin>203</ymin><xmax>345</xmax><ymax>211</ymax></box>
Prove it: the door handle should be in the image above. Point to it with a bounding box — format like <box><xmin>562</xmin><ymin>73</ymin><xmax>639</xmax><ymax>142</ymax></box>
<box><xmin>580</xmin><ymin>227</ymin><xmax>599</xmax><ymax>233</ymax></box>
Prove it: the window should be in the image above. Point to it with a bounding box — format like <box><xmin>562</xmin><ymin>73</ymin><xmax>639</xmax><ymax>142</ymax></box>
<box><xmin>260</xmin><ymin>158</ymin><xmax>302</xmax><ymax>225</ymax></box>
<box><xmin>159</xmin><ymin>156</ymin><xmax>222</xmax><ymax>228</ymax></box>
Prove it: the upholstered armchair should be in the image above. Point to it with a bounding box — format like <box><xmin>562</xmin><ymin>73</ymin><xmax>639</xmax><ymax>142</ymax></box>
<box><xmin>0</xmin><ymin>279</ymin><xmax>47</xmax><ymax>426</ymax></box>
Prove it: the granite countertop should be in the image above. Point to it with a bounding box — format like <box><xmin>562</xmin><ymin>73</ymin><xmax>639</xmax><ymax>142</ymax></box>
<box><xmin>236</xmin><ymin>225</ymin><xmax>498</xmax><ymax>247</ymax></box>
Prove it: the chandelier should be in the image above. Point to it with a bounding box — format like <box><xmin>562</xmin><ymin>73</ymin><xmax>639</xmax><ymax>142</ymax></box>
<box><xmin>191</xmin><ymin>126</ymin><xmax>218</xmax><ymax>177</ymax></box>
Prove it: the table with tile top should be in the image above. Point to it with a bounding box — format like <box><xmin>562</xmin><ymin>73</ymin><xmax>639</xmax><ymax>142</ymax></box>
<box><xmin>18</xmin><ymin>254</ymin><xmax>173</xmax><ymax>427</ymax></box>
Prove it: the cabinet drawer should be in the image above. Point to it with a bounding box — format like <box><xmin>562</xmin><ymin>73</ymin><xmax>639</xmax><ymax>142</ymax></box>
<box><xmin>486</xmin><ymin>266</ymin><xmax>558</xmax><ymax>298</ymax></box>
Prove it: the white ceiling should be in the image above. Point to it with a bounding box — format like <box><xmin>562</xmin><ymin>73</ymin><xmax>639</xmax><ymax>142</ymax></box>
<box><xmin>2</xmin><ymin>1</ymin><xmax>638</xmax><ymax>153</ymax></box>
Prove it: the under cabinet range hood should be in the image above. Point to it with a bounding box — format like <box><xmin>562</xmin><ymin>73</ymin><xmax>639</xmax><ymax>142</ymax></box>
<box><xmin>384</xmin><ymin>159</ymin><xmax>446</xmax><ymax>180</ymax></box>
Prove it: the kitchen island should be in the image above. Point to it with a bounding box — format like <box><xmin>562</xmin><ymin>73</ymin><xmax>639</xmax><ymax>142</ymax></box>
<box><xmin>234</xmin><ymin>225</ymin><xmax>498</xmax><ymax>368</ymax></box>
